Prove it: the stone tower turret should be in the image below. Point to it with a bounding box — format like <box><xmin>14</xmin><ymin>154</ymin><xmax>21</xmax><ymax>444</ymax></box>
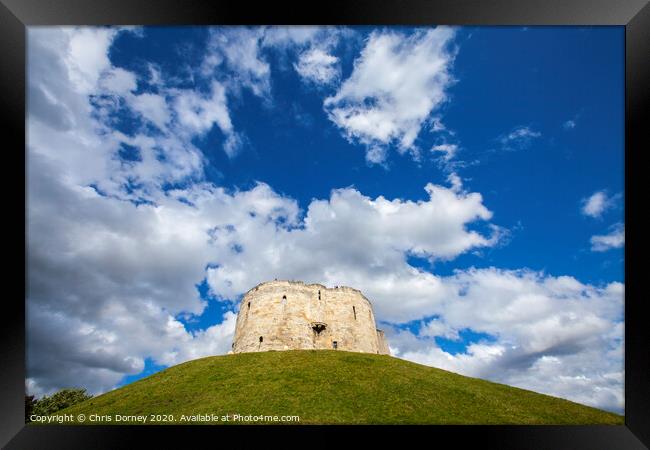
<box><xmin>231</xmin><ymin>280</ymin><xmax>390</xmax><ymax>355</ymax></box>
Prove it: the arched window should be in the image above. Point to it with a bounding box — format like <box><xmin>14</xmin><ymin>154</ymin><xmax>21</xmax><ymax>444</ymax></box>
<box><xmin>259</xmin><ymin>336</ymin><xmax>263</xmax><ymax>343</ymax></box>
<box><xmin>318</xmin><ymin>290</ymin><xmax>321</xmax><ymax>300</ymax></box>
<box><xmin>353</xmin><ymin>306</ymin><xmax>357</xmax><ymax>320</ymax></box>
<box><xmin>248</xmin><ymin>302</ymin><xmax>251</xmax><ymax>309</ymax></box>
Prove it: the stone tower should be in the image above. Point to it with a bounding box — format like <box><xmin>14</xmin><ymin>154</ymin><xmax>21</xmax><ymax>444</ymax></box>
<box><xmin>231</xmin><ymin>280</ymin><xmax>390</xmax><ymax>355</ymax></box>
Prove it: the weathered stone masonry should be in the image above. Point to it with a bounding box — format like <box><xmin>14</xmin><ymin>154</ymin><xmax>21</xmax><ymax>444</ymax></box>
<box><xmin>231</xmin><ymin>280</ymin><xmax>390</xmax><ymax>355</ymax></box>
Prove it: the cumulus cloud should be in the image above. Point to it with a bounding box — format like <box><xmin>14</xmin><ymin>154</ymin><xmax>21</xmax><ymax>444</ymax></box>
<box><xmin>324</xmin><ymin>27</ymin><xmax>457</xmax><ymax>164</ymax></box>
<box><xmin>27</xmin><ymin>150</ymin><xmax>291</xmax><ymax>394</ymax></box>
<box><xmin>262</xmin><ymin>26</ymin><xmax>351</xmax><ymax>84</ymax></box>
<box><xmin>591</xmin><ymin>223</ymin><xmax>625</xmax><ymax>252</ymax></box>
<box><xmin>294</xmin><ymin>48</ymin><xmax>340</xmax><ymax>85</ymax></box>
<box><xmin>28</xmin><ymin>27</ymin><xmax>130</xmax><ymax>195</ymax></box>
<box><xmin>202</xmin><ymin>27</ymin><xmax>271</xmax><ymax>98</ymax></box>
<box><xmin>261</xmin><ymin>26</ymin><xmax>323</xmax><ymax>48</ymax></box>
<box><xmin>563</xmin><ymin>119</ymin><xmax>576</xmax><ymax>130</ymax></box>
<box><xmin>99</xmin><ymin>67</ymin><xmax>138</xmax><ymax>95</ymax></box>
<box><xmin>26</xmin><ymin>178</ymin><xmax>239</xmax><ymax>394</ymax></box>
<box><xmin>431</xmin><ymin>143</ymin><xmax>459</xmax><ymax>162</ymax></box>
<box><xmin>429</xmin><ymin>116</ymin><xmax>447</xmax><ymax>133</ymax></box>
<box><xmin>581</xmin><ymin>190</ymin><xmax>619</xmax><ymax>218</ymax></box>
<box><xmin>128</xmin><ymin>76</ymin><xmax>240</xmax><ymax>160</ymax></box>
<box><xmin>391</xmin><ymin>269</ymin><xmax>624</xmax><ymax>412</ymax></box>
<box><xmin>498</xmin><ymin>126</ymin><xmax>541</xmax><ymax>151</ymax></box>
<box><xmin>172</xmin><ymin>81</ymin><xmax>234</xmax><ymax>137</ymax></box>
<box><xmin>193</xmin><ymin>26</ymin><xmax>351</xmax><ymax>148</ymax></box>
<box><xmin>63</xmin><ymin>27</ymin><xmax>120</xmax><ymax>94</ymax></box>
<box><xmin>28</xmin><ymin>25</ymin><xmax>252</xmax><ymax>204</ymax></box>
<box><xmin>128</xmin><ymin>92</ymin><xmax>169</xmax><ymax>129</ymax></box>
<box><xmin>204</xmin><ymin>179</ymin><xmax>503</xmax><ymax>319</ymax></box>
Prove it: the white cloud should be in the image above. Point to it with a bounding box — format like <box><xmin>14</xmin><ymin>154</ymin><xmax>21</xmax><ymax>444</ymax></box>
<box><xmin>264</xmin><ymin>27</ymin><xmax>351</xmax><ymax>86</ymax></box>
<box><xmin>431</xmin><ymin>143</ymin><xmax>458</xmax><ymax>162</ymax></box>
<box><xmin>294</xmin><ymin>48</ymin><xmax>340</xmax><ymax>85</ymax></box>
<box><xmin>262</xmin><ymin>26</ymin><xmax>350</xmax><ymax>77</ymax></box>
<box><xmin>365</xmin><ymin>145</ymin><xmax>388</xmax><ymax>165</ymax></box>
<box><xmin>393</xmin><ymin>269</ymin><xmax>624</xmax><ymax>412</ymax></box>
<box><xmin>223</xmin><ymin>133</ymin><xmax>244</xmax><ymax>159</ymax></box>
<box><xmin>324</xmin><ymin>27</ymin><xmax>457</xmax><ymax>164</ymax></box>
<box><xmin>261</xmin><ymin>26</ymin><xmax>323</xmax><ymax>48</ymax></box>
<box><xmin>147</xmin><ymin>63</ymin><xmax>163</xmax><ymax>86</ymax></box>
<box><xmin>563</xmin><ymin>119</ymin><xmax>576</xmax><ymax>130</ymax></box>
<box><xmin>419</xmin><ymin>317</ymin><xmax>459</xmax><ymax>340</ymax></box>
<box><xmin>446</xmin><ymin>172</ymin><xmax>463</xmax><ymax>192</ymax></box>
<box><xmin>581</xmin><ymin>190</ymin><xmax>617</xmax><ymax>218</ymax></box>
<box><xmin>430</xmin><ymin>116</ymin><xmax>447</xmax><ymax>132</ymax></box>
<box><xmin>27</xmin><ymin>152</ymin><xmax>294</xmax><ymax>394</ymax></box>
<box><xmin>157</xmin><ymin>312</ymin><xmax>238</xmax><ymax>366</ymax></box>
<box><xmin>203</xmin><ymin>178</ymin><xmax>502</xmax><ymax>312</ymax></box>
<box><xmin>202</xmin><ymin>27</ymin><xmax>271</xmax><ymax>98</ymax></box>
<box><xmin>172</xmin><ymin>81</ymin><xmax>233</xmax><ymax>136</ymax></box>
<box><xmin>168</xmin><ymin>80</ymin><xmax>244</xmax><ymax>158</ymax></box>
<box><xmin>28</xmin><ymin>27</ymin><xmax>129</xmax><ymax>195</ymax></box>
<box><xmin>498</xmin><ymin>126</ymin><xmax>541</xmax><ymax>151</ymax></box>
<box><xmin>63</xmin><ymin>27</ymin><xmax>119</xmax><ymax>94</ymax></box>
<box><xmin>129</xmin><ymin>93</ymin><xmax>169</xmax><ymax>129</ymax></box>
<box><xmin>28</xmin><ymin>25</ymin><xmax>250</xmax><ymax>201</ymax></box>
<box><xmin>100</xmin><ymin>67</ymin><xmax>138</xmax><ymax>94</ymax></box>
<box><xmin>27</xmin><ymin>297</ymin><xmax>237</xmax><ymax>397</ymax></box>
<box><xmin>591</xmin><ymin>223</ymin><xmax>625</xmax><ymax>252</ymax></box>
<box><xmin>37</xmin><ymin>27</ymin><xmax>246</xmax><ymax>168</ymax></box>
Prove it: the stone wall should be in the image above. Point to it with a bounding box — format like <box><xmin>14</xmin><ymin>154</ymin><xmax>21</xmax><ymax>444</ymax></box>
<box><xmin>376</xmin><ymin>329</ymin><xmax>390</xmax><ymax>355</ymax></box>
<box><xmin>231</xmin><ymin>280</ymin><xmax>390</xmax><ymax>355</ymax></box>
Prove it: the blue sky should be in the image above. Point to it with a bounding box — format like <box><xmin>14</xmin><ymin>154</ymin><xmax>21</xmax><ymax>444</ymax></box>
<box><xmin>27</xmin><ymin>26</ymin><xmax>624</xmax><ymax>413</ymax></box>
<box><xmin>107</xmin><ymin>26</ymin><xmax>624</xmax><ymax>282</ymax></box>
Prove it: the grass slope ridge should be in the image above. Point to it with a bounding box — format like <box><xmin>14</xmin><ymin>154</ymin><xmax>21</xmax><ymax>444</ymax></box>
<box><xmin>60</xmin><ymin>350</ymin><xmax>622</xmax><ymax>424</ymax></box>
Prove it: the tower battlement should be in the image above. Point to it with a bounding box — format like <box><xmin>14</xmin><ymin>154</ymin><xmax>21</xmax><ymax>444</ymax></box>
<box><xmin>231</xmin><ymin>280</ymin><xmax>390</xmax><ymax>355</ymax></box>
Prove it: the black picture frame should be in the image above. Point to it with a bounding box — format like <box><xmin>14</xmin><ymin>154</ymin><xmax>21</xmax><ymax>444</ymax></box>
<box><xmin>2</xmin><ymin>0</ymin><xmax>648</xmax><ymax>448</ymax></box>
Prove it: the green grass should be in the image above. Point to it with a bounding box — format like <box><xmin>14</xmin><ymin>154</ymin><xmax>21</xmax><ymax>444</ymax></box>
<box><xmin>54</xmin><ymin>350</ymin><xmax>622</xmax><ymax>425</ymax></box>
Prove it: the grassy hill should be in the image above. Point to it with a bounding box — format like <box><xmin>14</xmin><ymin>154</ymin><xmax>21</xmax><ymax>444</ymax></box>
<box><xmin>56</xmin><ymin>350</ymin><xmax>622</xmax><ymax>425</ymax></box>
